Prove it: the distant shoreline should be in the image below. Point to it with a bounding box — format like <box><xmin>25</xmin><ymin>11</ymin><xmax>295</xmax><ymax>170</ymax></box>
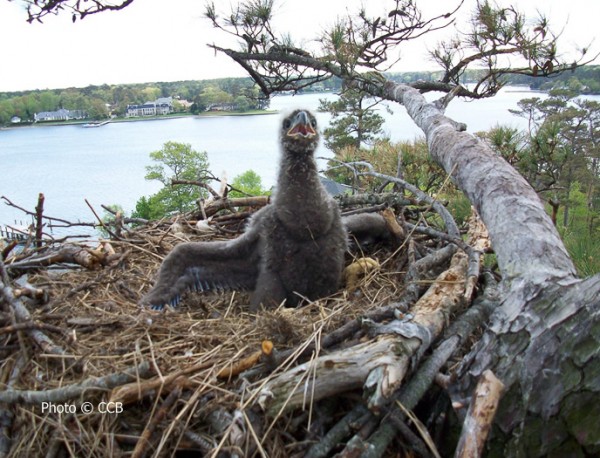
<box><xmin>1</xmin><ymin>109</ymin><xmax>278</xmax><ymax>130</ymax></box>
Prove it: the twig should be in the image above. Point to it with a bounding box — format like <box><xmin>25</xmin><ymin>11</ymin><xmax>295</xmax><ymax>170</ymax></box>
<box><xmin>85</xmin><ymin>199</ymin><xmax>119</xmax><ymax>240</ymax></box>
<box><xmin>0</xmin><ymin>321</ymin><xmax>66</xmax><ymax>336</ymax></box>
<box><xmin>35</xmin><ymin>193</ymin><xmax>45</xmax><ymax>249</ymax></box>
<box><xmin>305</xmin><ymin>404</ymin><xmax>369</xmax><ymax>458</ymax></box>
<box><xmin>131</xmin><ymin>384</ymin><xmax>182</xmax><ymax>458</ymax></box>
<box><xmin>389</xmin><ymin>411</ymin><xmax>436</xmax><ymax>458</ymax></box>
<box><xmin>454</xmin><ymin>370</ymin><xmax>505</xmax><ymax>458</ymax></box>
<box><xmin>0</xmin><ymin>360</ymin><xmax>151</xmax><ymax>404</ymax></box>
<box><xmin>356</xmin><ymin>277</ymin><xmax>499</xmax><ymax>458</ymax></box>
<box><xmin>1</xmin><ymin>196</ymin><xmax>96</xmax><ymax>230</ymax></box>
<box><xmin>0</xmin><ymin>260</ymin><xmax>68</xmax><ymax>361</ymax></box>
<box><xmin>110</xmin><ymin>359</ymin><xmax>213</xmax><ymax>404</ymax></box>
<box><xmin>1</xmin><ymin>240</ymin><xmax>18</xmax><ymax>260</ymax></box>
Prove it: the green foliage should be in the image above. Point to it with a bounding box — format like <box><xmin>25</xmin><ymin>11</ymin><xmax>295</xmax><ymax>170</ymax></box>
<box><xmin>228</xmin><ymin>170</ymin><xmax>269</xmax><ymax>198</ymax></box>
<box><xmin>325</xmin><ymin>138</ymin><xmax>449</xmax><ymax>195</ymax></box>
<box><xmin>319</xmin><ymin>89</ymin><xmax>387</xmax><ymax>152</ymax></box>
<box><xmin>132</xmin><ymin>142</ymin><xmax>210</xmax><ymax>220</ymax></box>
<box><xmin>562</xmin><ymin>231</ymin><xmax>600</xmax><ymax>277</ymax></box>
<box><xmin>445</xmin><ymin>192</ymin><xmax>473</xmax><ymax>227</ymax></box>
<box><xmin>557</xmin><ymin>185</ymin><xmax>600</xmax><ymax>276</ymax></box>
<box><xmin>132</xmin><ymin>194</ymin><xmax>168</xmax><ymax>221</ymax></box>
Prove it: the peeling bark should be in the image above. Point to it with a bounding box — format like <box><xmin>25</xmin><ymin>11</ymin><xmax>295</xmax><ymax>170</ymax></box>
<box><xmin>378</xmin><ymin>81</ymin><xmax>578</xmax><ymax>288</ymax></box>
<box><xmin>372</xmin><ymin>80</ymin><xmax>598</xmax><ymax>455</ymax></box>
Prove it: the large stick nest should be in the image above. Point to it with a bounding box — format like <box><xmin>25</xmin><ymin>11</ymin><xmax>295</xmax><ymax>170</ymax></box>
<box><xmin>0</xmin><ymin>193</ymin><xmax>494</xmax><ymax>457</ymax></box>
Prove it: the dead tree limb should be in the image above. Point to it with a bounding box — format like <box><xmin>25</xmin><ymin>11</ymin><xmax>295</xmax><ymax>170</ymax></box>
<box><xmin>6</xmin><ymin>245</ymin><xmax>108</xmax><ymax>271</ymax></box>
<box><xmin>0</xmin><ymin>361</ymin><xmax>151</xmax><ymax>405</ymax></box>
<box><xmin>0</xmin><ymin>261</ymin><xmax>67</xmax><ymax>360</ymax></box>
<box><xmin>34</xmin><ymin>193</ymin><xmax>44</xmax><ymax>249</ymax></box>
<box><xmin>454</xmin><ymin>370</ymin><xmax>505</xmax><ymax>458</ymax></box>
<box><xmin>356</xmin><ymin>274</ymin><xmax>499</xmax><ymax>457</ymax></box>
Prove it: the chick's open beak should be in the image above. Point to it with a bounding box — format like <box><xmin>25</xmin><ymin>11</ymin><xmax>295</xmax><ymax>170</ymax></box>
<box><xmin>287</xmin><ymin>111</ymin><xmax>316</xmax><ymax>138</ymax></box>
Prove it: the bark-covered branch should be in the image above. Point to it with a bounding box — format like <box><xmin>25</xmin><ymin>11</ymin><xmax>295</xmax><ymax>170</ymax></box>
<box><xmin>371</xmin><ymin>80</ymin><xmax>578</xmax><ymax>289</ymax></box>
<box><xmin>22</xmin><ymin>0</ymin><xmax>136</xmax><ymax>23</ymax></box>
<box><xmin>206</xmin><ymin>1</ymin><xmax>595</xmax><ymax>99</ymax></box>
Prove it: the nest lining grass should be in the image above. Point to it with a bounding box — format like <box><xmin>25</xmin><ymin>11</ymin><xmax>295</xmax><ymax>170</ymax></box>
<box><xmin>3</xmin><ymin>221</ymin><xmax>407</xmax><ymax>457</ymax></box>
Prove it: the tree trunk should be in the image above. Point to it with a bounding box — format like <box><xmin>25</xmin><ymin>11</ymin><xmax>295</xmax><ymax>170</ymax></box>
<box><xmin>456</xmin><ymin>274</ymin><xmax>600</xmax><ymax>456</ymax></box>
<box><xmin>374</xmin><ymin>80</ymin><xmax>597</xmax><ymax>455</ymax></box>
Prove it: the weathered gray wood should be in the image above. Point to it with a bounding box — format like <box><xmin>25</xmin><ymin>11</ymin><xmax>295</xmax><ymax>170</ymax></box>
<box><xmin>360</xmin><ymin>79</ymin><xmax>598</xmax><ymax>455</ymax></box>
<box><xmin>453</xmin><ymin>274</ymin><xmax>600</xmax><ymax>456</ymax></box>
<box><xmin>378</xmin><ymin>81</ymin><xmax>578</xmax><ymax>289</ymax></box>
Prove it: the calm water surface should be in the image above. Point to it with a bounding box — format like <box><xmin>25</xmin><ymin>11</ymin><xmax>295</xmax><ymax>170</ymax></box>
<box><xmin>2</xmin><ymin>88</ymin><xmax>593</xmax><ymax>232</ymax></box>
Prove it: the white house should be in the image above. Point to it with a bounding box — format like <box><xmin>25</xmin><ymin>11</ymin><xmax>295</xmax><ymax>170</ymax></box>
<box><xmin>126</xmin><ymin>97</ymin><xmax>173</xmax><ymax>117</ymax></box>
<box><xmin>34</xmin><ymin>108</ymin><xmax>86</xmax><ymax>122</ymax></box>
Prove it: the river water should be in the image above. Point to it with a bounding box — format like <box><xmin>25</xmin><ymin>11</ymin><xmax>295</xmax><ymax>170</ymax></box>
<box><xmin>1</xmin><ymin>88</ymin><xmax>592</xmax><ymax>233</ymax></box>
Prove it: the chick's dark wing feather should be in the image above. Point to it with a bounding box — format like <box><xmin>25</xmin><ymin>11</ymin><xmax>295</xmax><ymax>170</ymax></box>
<box><xmin>141</xmin><ymin>230</ymin><xmax>260</xmax><ymax>310</ymax></box>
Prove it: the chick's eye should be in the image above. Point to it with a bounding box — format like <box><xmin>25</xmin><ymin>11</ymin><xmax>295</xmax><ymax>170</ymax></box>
<box><xmin>311</xmin><ymin>119</ymin><xmax>317</xmax><ymax>128</ymax></box>
<box><xmin>283</xmin><ymin>119</ymin><xmax>291</xmax><ymax>129</ymax></box>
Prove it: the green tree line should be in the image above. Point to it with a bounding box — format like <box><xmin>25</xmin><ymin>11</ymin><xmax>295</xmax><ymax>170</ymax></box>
<box><xmin>3</xmin><ymin>66</ymin><xmax>598</xmax><ymax>126</ymax></box>
<box><xmin>0</xmin><ymin>77</ymin><xmax>272</xmax><ymax>125</ymax></box>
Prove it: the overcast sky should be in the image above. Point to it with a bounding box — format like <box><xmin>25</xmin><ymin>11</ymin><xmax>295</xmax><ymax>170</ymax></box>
<box><xmin>0</xmin><ymin>0</ymin><xmax>597</xmax><ymax>93</ymax></box>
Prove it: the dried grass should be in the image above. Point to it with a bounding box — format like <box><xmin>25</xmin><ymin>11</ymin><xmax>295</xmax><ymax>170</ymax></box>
<box><xmin>1</xmin><ymin>214</ymin><xmax>409</xmax><ymax>457</ymax></box>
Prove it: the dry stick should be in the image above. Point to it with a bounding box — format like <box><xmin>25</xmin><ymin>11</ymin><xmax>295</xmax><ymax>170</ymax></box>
<box><xmin>13</xmin><ymin>281</ymin><xmax>49</xmax><ymax>303</ymax></box>
<box><xmin>85</xmin><ymin>198</ymin><xmax>120</xmax><ymax>240</ymax></box>
<box><xmin>0</xmin><ymin>260</ymin><xmax>68</xmax><ymax>362</ymax></box>
<box><xmin>1</xmin><ymin>240</ymin><xmax>18</xmax><ymax>260</ymax></box>
<box><xmin>405</xmin><ymin>222</ymin><xmax>482</xmax><ymax>299</ymax></box>
<box><xmin>0</xmin><ymin>360</ymin><xmax>151</xmax><ymax>404</ymax></box>
<box><xmin>34</xmin><ymin>193</ymin><xmax>44</xmax><ymax>249</ymax></box>
<box><xmin>6</xmin><ymin>245</ymin><xmax>105</xmax><ymax>270</ymax></box>
<box><xmin>131</xmin><ymin>384</ymin><xmax>183</xmax><ymax>458</ymax></box>
<box><xmin>0</xmin><ymin>354</ymin><xmax>26</xmax><ymax>456</ymax></box>
<box><xmin>202</xmin><ymin>195</ymin><xmax>270</xmax><ymax>217</ymax></box>
<box><xmin>338</xmin><ymin>414</ymin><xmax>380</xmax><ymax>458</ymax></box>
<box><xmin>357</xmin><ymin>277</ymin><xmax>499</xmax><ymax>458</ymax></box>
<box><xmin>1</xmin><ymin>196</ymin><xmax>96</xmax><ymax>231</ymax></box>
<box><xmin>454</xmin><ymin>370</ymin><xmax>505</xmax><ymax>458</ymax></box>
<box><xmin>0</xmin><ymin>321</ymin><xmax>66</xmax><ymax>336</ymax></box>
<box><xmin>388</xmin><ymin>413</ymin><xmax>435</xmax><ymax>458</ymax></box>
<box><xmin>110</xmin><ymin>359</ymin><xmax>215</xmax><ymax>404</ymax></box>
<box><xmin>328</xmin><ymin>160</ymin><xmax>460</xmax><ymax>238</ymax></box>
<box><xmin>304</xmin><ymin>404</ymin><xmax>370</xmax><ymax>458</ymax></box>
